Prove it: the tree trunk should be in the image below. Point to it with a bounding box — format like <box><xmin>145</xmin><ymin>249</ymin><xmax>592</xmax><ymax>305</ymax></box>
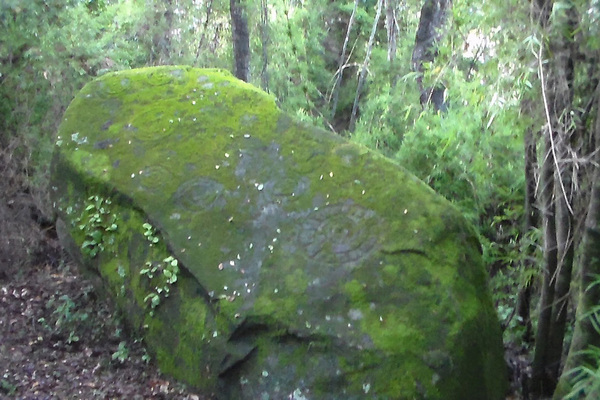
<box><xmin>230</xmin><ymin>0</ymin><xmax>250</xmax><ymax>82</ymax></box>
<box><xmin>530</xmin><ymin>1</ymin><xmax>578</xmax><ymax>397</ymax></box>
<box><xmin>411</xmin><ymin>0</ymin><xmax>452</xmax><ymax>110</ymax></box>
<box><xmin>531</xmin><ymin>130</ymin><xmax>560</xmax><ymax>398</ymax></box>
<box><xmin>517</xmin><ymin>128</ymin><xmax>539</xmax><ymax>345</ymax></box>
<box><xmin>331</xmin><ymin>0</ymin><xmax>359</xmax><ymax>122</ymax></box>
<box><xmin>384</xmin><ymin>0</ymin><xmax>398</xmax><ymax>64</ymax></box>
<box><xmin>553</xmin><ymin>85</ymin><xmax>600</xmax><ymax>399</ymax></box>
<box><xmin>195</xmin><ymin>0</ymin><xmax>215</xmax><ymax>65</ymax></box>
<box><xmin>349</xmin><ymin>0</ymin><xmax>383</xmax><ymax>132</ymax></box>
<box><xmin>259</xmin><ymin>0</ymin><xmax>269</xmax><ymax>91</ymax></box>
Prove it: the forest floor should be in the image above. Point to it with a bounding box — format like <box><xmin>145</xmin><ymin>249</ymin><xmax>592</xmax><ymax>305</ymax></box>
<box><xmin>1</xmin><ymin>254</ymin><xmax>523</xmax><ymax>399</ymax></box>
<box><xmin>0</xmin><ymin>257</ymin><xmax>208</xmax><ymax>400</ymax></box>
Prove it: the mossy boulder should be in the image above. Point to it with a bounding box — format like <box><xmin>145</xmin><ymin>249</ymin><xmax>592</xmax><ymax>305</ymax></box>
<box><xmin>50</xmin><ymin>66</ymin><xmax>507</xmax><ymax>399</ymax></box>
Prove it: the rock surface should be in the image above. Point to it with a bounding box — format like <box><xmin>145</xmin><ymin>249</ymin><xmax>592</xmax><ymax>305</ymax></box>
<box><xmin>51</xmin><ymin>66</ymin><xmax>506</xmax><ymax>399</ymax></box>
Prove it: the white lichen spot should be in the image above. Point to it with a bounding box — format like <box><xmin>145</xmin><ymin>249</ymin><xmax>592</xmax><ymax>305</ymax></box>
<box><xmin>170</xmin><ymin>213</ymin><xmax>181</xmax><ymax>220</ymax></box>
<box><xmin>139</xmin><ymin>170</ymin><xmax>143</xmax><ymax>175</ymax></box>
<box><xmin>131</xmin><ymin>173</ymin><xmax>135</xmax><ymax>178</ymax></box>
<box><xmin>244</xmin><ymin>134</ymin><xmax>251</xmax><ymax>138</ymax></box>
<box><xmin>187</xmin><ymin>236</ymin><xmax>192</xmax><ymax>240</ymax></box>
<box><xmin>169</xmin><ymin>119</ymin><xmax>173</xmax><ymax>123</ymax></box>
<box><xmin>319</xmin><ymin>174</ymin><xmax>323</xmax><ymax>180</ymax></box>
<box><xmin>329</xmin><ymin>171</ymin><xmax>334</xmax><ymax>178</ymax></box>
<box><xmin>212</xmin><ymin>331</ymin><xmax>218</xmax><ymax>338</ymax></box>
<box><xmin>246</xmin><ymin>288</ymin><xmax>251</xmax><ymax>294</ymax></box>
<box><xmin>272</xmin><ymin>238</ymin><xmax>277</xmax><ymax>243</ymax></box>
<box><xmin>235</xmin><ymin>313</ymin><xmax>241</xmax><ymax>319</ymax></box>
<box><xmin>229</xmin><ymin>260</ymin><xmax>235</xmax><ymax>266</ymax></box>
<box><xmin>193</xmin><ymin>117</ymin><xmax>197</xmax><ymax>122</ymax></box>
<box><xmin>218</xmin><ymin>263</ymin><xmax>224</xmax><ymax>270</ymax></box>
<box><xmin>192</xmin><ymin>100</ymin><xmax>196</xmax><ymax>105</ymax></box>
<box><xmin>215</xmin><ymin>165</ymin><xmax>220</xmax><ymax>169</ymax></box>
<box><xmin>363</xmin><ymin>383</ymin><xmax>371</xmax><ymax>394</ymax></box>
<box><xmin>237</xmin><ymin>254</ymin><xmax>241</xmax><ymax>260</ymax></box>
<box><xmin>305</xmin><ymin>321</ymin><xmax>311</xmax><ymax>329</ymax></box>
<box><xmin>224</xmin><ymin>152</ymin><xmax>230</xmax><ymax>158</ymax></box>
<box><xmin>276</xmin><ymin>228</ymin><xmax>281</xmax><ymax>234</ymax></box>
<box><xmin>224</xmin><ymin>286</ymin><xmax>228</xmax><ymax>291</ymax></box>
<box><xmin>361</xmin><ymin>190</ymin><xmax>366</xmax><ymax>195</ymax></box>
<box><xmin>257</xmin><ymin>183</ymin><xmax>264</xmax><ymax>191</ymax></box>
<box><xmin>180</xmin><ymin>248</ymin><xmax>186</xmax><ymax>253</ymax></box>
<box><xmin>414</xmin><ymin>229</ymin><xmax>418</xmax><ymax>234</ymax></box>
<box><xmin>290</xmin><ymin>389</ymin><xmax>308</xmax><ymax>400</ymax></box>
<box><xmin>261</xmin><ymin>370</ymin><xmax>269</xmax><ymax>377</ymax></box>
<box><xmin>404</xmin><ymin>209</ymin><xmax>408</xmax><ymax>214</ymax></box>
<box><xmin>249</xmin><ymin>243</ymin><xmax>254</xmax><ymax>249</ymax></box>
<box><xmin>274</xmin><ymin>288</ymin><xmax>278</xmax><ymax>294</ymax></box>
<box><xmin>128</xmin><ymin>140</ymin><xmax>132</xmax><ymax>145</ymax></box>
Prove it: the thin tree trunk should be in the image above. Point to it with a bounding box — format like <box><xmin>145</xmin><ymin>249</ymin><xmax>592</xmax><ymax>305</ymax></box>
<box><xmin>349</xmin><ymin>0</ymin><xmax>383</xmax><ymax>132</ymax></box>
<box><xmin>411</xmin><ymin>0</ymin><xmax>452</xmax><ymax>109</ymax></box>
<box><xmin>331</xmin><ymin>0</ymin><xmax>359</xmax><ymax>121</ymax></box>
<box><xmin>531</xmin><ymin>132</ymin><xmax>560</xmax><ymax>398</ymax></box>
<box><xmin>230</xmin><ymin>0</ymin><xmax>250</xmax><ymax>82</ymax></box>
<box><xmin>517</xmin><ymin>128</ymin><xmax>539</xmax><ymax>345</ymax></box>
<box><xmin>195</xmin><ymin>0</ymin><xmax>215</xmax><ymax>65</ymax></box>
<box><xmin>385</xmin><ymin>0</ymin><xmax>399</xmax><ymax>87</ymax></box>
<box><xmin>384</xmin><ymin>0</ymin><xmax>398</xmax><ymax>63</ymax></box>
<box><xmin>259</xmin><ymin>0</ymin><xmax>270</xmax><ymax>91</ymax></box>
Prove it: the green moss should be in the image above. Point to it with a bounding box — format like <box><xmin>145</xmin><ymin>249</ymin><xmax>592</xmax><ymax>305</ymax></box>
<box><xmin>51</xmin><ymin>66</ymin><xmax>507</xmax><ymax>399</ymax></box>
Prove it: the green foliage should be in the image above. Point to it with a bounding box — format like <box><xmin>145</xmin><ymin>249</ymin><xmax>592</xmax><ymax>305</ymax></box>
<box><xmin>38</xmin><ymin>293</ymin><xmax>90</xmax><ymax>344</ymax></box>
<box><xmin>111</xmin><ymin>341</ymin><xmax>129</xmax><ymax>364</ymax></box>
<box><xmin>563</xmin><ymin>300</ymin><xmax>600</xmax><ymax>399</ymax></box>
<box><xmin>143</xmin><ymin>222</ymin><xmax>160</xmax><ymax>246</ymax></box>
<box><xmin>76</xmin><ymin>195</ymin><xmax>118</xmax><ymax>258</ymax></box>
<box><xmin>0</xmin><ymin>377</ymin><xmax>17</xmax><ymax>397</ymax></box>
<box><xmin>140</xmin><ymin>250</ymin><xmax>180</xmax><ymax>316</ymax></box>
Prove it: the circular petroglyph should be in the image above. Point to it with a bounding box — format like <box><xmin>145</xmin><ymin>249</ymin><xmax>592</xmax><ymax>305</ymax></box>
<box><xmin>173</xmin><ymin>177</ymin><xmax>228</xmax><ymax>211</ymax></box>
<box><xmin>95</xmin><ymin>78</ymin><xmax>131</xmax><ymax>96</ymax></box>
<box><xmin>294</xmin><ymin>203</ymin><xmax>380</xmax><ymax>267</ymax></box>
<box><xmin>128</xmin><ymin>109</ymin><xmax>172</xmax><ymax>141</ymax></box>
<box><xmin>136</xmin><ymin>165</ymin><xmax>174</xmax><ymax>194</ymax></box>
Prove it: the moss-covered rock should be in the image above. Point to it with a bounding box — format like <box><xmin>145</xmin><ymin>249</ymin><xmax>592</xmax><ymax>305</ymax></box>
<box><xmin>50</xmin><ymin>66</ymin><xmax>507</xmax><ymax>399</ymax></box>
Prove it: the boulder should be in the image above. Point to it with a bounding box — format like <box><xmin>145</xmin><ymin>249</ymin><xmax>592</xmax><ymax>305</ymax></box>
<box><xmin>51</xmin><ymin>66</ymin><xmax>506</xmax><ymax>399</ymax></box>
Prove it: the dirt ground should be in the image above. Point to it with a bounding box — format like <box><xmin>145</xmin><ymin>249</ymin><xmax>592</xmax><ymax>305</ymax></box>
<box><xmin>0</xmin><ymin>257</ymin><xmax>208</xmax><ymax>400</ymax></box>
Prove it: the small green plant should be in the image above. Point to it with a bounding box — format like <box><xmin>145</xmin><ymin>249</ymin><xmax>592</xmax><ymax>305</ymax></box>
<box><xmin>40</xmin><ymin>294</ymin><xmax>89</xmax><ymax>344</ymax></box>
<box><xmin>112</xmin><ymin>341</ymin><xmax>129</xmax><ymax>363</ymax></box>
<box><xmin>140</xmin><ymin>255</ymin><xmax>179</xmax><ymax>315</ymax></box>
<box><xmin>0</xmin><ymin>376</ymin><xmax>17</xmax><ymax>396</ymax></box>
<box><xmin>143</xmin><ymin>222</ymin><xmax>159</xmax><ymax>246</ymax></box>
<box><xmin>76</xmin><ymin>195</ymin><xmax>118</xmax><ymax>257</ymax></box>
